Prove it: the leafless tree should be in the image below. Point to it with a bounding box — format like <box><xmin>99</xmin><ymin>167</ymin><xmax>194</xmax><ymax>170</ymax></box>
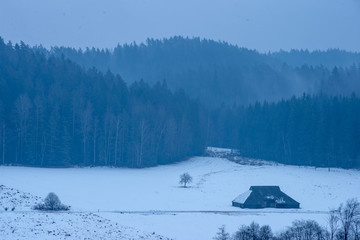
<box><xmin>79</xmin><ymin>102</ymin><xmax>93</xmax><ymax>164</ymax></box>
<box><xmin>114</xmin><ymin>114</ymin><xmax>122</xmax><ymax>165</ymax></box>
<box><xmin>337</xmin><ymin>198</ymin><xmax>360</xmax><ymax>240</ymax></box>
<box><xmin>233</xmin><ymin>225</ymin><xmax>251</xmax><ymax>240</ymax></box>
<box><xmin>14</xmin><ymin>94</ymin><xmax>32</xmax><ymax>163</ymax></box>
<box><xmin>33</xmin><ymin>96</ymin><xmax>44</xmax><ymax>164</ymax></box>
<box><xmin>154</xmin><ymin>108</ymin><xmax>167</xmax><ymax>161</ymax></box>
<box><xmin>352</xmin><ymin>218</ymin><xmax>360</xmax><ymax>240</ymax></box>
<box><xmin>71</xmin><ymin>92</ymin><xmax>83</xmax><ymax>137</ymax></box>
<box><xmin>328</xmin><ymin>209</ymin><xmax>339</xmax><ymax>240</ymax></box>
<box><xmin>40</xmin><ymin>135</ymin><xmax>47</xmax><ymax>166</ymax></box>
<box><xmin>0</xmin><ymin>102</ymin><xmax>4</xmax><ymax>164</ymax></box>
<box><xmin>280</xmin><ymin>219</ymin><xmax>326</xmax><ymax>240</ymax></box>
<box><xmin>259</xmin><ymin>225</ymin><xmax>273</xmax><ymax>240</ymax></box>
<box><xmin>93</xmin><ymin>117</ymin><xmax>98</xmax><ymax>165</ymax></box>
<box><xmin>1</xmin><ymin>122</ymin><xmax>5</xmax><ymax>164</ymax></box>
<box><xmin>134</xmin><ymin>118</ymin><xmax>149</xmax><ymax>167</ymax></box>
<box><xmin>102</xmin><ymin>109</ymin><xmax>115</xmax><ymax>165</ymax></box>
<box><xmin>179</xmin><ymin>172</ymin><xmax>192</xmax><ymax>187</ymax></box>
<box><xmin>248</xmin><ymin>222</ymin><xmax>260</xmax><ymax>240</ymax></box>
<box><xmin>214</xmin><ymin>225</ymin><xmax>230</xmax><ymax>240</ymax></box>
<box><xmin>164</xmin><ymin>117</ymin><xmax>177</xmax><ymax>159</ymax></box>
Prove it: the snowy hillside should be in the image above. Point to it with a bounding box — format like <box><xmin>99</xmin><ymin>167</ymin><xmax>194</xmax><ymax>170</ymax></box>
<box><xmin>0</xmin><ymin>185</ymin><xmax>42</xmax><ymax>211</ymax></box>
<box><xmin>0</xmin><ymin>186</ymin><xmax>170</xmax><ymax>239</ymax></box>
<box><xmin>1</xmin><ymin>157</ymin><xmax>359</xmax><ymax>239</ymax></box>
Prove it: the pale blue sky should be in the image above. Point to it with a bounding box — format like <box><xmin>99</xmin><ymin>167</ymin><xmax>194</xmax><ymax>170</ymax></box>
<box><xmin>0</xmin><ymin>0</ymin><xmax>359</xmax><ymax>52</ymax></box>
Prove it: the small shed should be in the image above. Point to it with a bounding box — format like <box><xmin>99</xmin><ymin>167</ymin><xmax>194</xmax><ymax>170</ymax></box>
<box><xmin>232</xmin><ymin>186</ymin><xmax>300</xmax><ymax>209</ymax></box>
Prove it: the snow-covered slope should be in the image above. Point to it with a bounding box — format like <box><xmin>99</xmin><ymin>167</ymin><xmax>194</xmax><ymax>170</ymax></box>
<box><xmin>0</xmin><ymin>185</ymin><xmax>42</xmax><ymax>211</ymax></box>
<box><xmin>1</xmin><ymin>157</ymin><xmax>359</xmax><ymax>239</ymax></box>
<box><xmin>0</xmin><ymin>211</ymin><xmax>170</xmax><ymax>240</ymax></box>
<box><xmin>0</xmin><ymin>185</ymin><xmax>170</xmax><ymax>239</ymax></box>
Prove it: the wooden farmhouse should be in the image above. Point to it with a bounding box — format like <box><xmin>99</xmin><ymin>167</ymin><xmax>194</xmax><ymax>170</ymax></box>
<box><xmin>232</xmin><ymin>186</ymin><xmax>300</xmax><ymax>209</ymax></box>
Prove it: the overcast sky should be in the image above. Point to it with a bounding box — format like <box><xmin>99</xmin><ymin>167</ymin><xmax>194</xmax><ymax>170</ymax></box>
<box><xmin>0</xmin><ymin>0</ymin><xmax>359</xmax><ymax>52</ymax></box>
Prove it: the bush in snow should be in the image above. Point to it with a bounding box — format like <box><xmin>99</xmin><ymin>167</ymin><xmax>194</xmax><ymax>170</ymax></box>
<box><xmin>33</xmin><ymin>192</ymin><xmax>70</xmax><ymax>211</ymax></box>
<box><xmin>179</xmin><ymin>172</ymin><xmax>192</xmax><ymax>188</ymax></box>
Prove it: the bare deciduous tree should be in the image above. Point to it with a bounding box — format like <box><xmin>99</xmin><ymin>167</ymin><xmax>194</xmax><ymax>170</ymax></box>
<box><xmin>134</xmin><ymin>119</ymin><xmax>149</xmax><ymax>167</ymax></box>
<box><xmin>280</xmin><ymin>219</ymin><xmax>326</xmax><ymax>240</ymax></box>
<box><xmin>328</xmin><ymin>209</ymin><xmax>339</xmax><ymax>240</ymax></box>
<box><xmin>179</xmin><ymin>172</ymin><xmax>192</xmax><ymax>188</ymax></box>
<box><xmin>233</xmin><ymin>225</ymin><xmax>251</xmax><ymax>240</ymax></box>
<box><xmin>114</xmin><ymin>115</ymin><xmax>122</xmax><ymax>166</ymax></box>
<box><xmin>0</xmin><ymin>102</ymin><xmax>4</xmax><ymax>164</ymax></box>
<box><xmin>14</xmin><ymin>94</ymin><xmax>32</xmax><ymax>163</ymax></box>
<box><xmin>79</xmin><ymin>102</ymin><xmax>93</xmax><ymax>164</ymax></box>
<box><xmin>337</xmin><ymin>198</ymin><xmax>360</xmax><ymax>240</ymax></box>
<box><xmin>352</xmin><ymin>218</ymin><xmax>360</xmax><ymax>240</ymax></box>
<box><xmin>214</xmin><ymin>225</ymin><xmax>230</xmax><ymax>240</ymax></box>
<box><xmin>102</xmin><ymin>109</ymin><xmax>115</xmax><ymax>165</ymax></box>
<box><xmin>259</xmin><ymin>225</ymin><xmax>273</xmax><ymax>240</ymax></box>
<box><xmin>1</xmin><ymin>122</ymin><xmax>5</xmax><ymax>164</ymax></box>
<box><xmin>34</xmin><ymin>96</ymin><xmax>44</xmax><ymax>164</ymax></box>
<box><xmin>93</xmin><ymin>117</ymin><xmax>98</xmax><ymax>165</ymax></box>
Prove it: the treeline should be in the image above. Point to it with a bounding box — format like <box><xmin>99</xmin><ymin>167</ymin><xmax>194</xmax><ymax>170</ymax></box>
<box><xmin>1</xmin><ymin>38</ymin><xmax>360</xmax><ymax>168</ymax></box>
<box><xmin>48</xmin><ymin>37</ymin><xmax>360</xmax><ymax>107</ymax></box>
<box><xmin>214</xmin><ymin>199</ymin><xmax>360</xmax><ymax>240</ymax></box>
<box><xmin>209</xmin><ymin>94</ymin><xmax>360</xmax><ymax>168</ymax></box>
<box><xmin>0</xmin><ymin>38</ymin><xmax>204</xmax><ymax>167</ymax></box>
<box><xmin>270</xmin><ymin>49</ymin><xmax>360</xmax><ymax>68</ymax></box>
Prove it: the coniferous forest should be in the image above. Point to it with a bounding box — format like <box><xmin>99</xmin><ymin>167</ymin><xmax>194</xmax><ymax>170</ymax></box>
<box><xmin>49</xmin><ymin>37</ymin><xmax>360</xmax><ymax>107</ymax></box>
<box><xmin>1</xmin><ymin>37</ymin><xmax>360</xmax><ymax>168</ymax></box>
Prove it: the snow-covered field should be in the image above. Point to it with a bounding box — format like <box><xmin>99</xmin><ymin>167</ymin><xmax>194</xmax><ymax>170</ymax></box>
<box><xmin>1</xmin><ymin>157</ymin><xmax>360</xmax><ymax>239</ymax></box>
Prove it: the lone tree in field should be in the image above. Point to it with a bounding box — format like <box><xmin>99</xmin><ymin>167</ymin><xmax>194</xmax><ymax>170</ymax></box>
<box><xmin>45</xmin><ymin>192</ymin><xmax>61</xmax><ymax>210</ymax></box>
<box><xmin>179</xmin><ymin>172</ymin><xmax>192</xmax><ymax>188</ymax></box>
<box><xmin>33</xmin><ymin>192</ymin><xmax>70</xmax><ymax>211</ymax></box>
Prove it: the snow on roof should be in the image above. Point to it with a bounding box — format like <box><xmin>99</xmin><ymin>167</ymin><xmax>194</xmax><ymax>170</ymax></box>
<box><xmin>206</xmin><ymin>146</ymin><xmax>233</xmax><ymax>153</ymax></box>
<box><xmin>232</xmin><ymin>190</ymin><xmax>252</xmax><ymax>204</ymax></box>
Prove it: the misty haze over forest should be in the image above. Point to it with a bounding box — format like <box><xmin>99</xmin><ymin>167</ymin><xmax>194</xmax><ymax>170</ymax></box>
<box><xmin>1</xmin><ymin>37</ymin><xmax>360</xmax><ymax>168</ymax></box>
<box><xmin>1</xmin><ymin>1</ymin><xmax>360</xmax><ymax>239</ymax></box>
<box><xmin>49</xmin><ymin>37</ymin><xmax>360</xmax><ymax>106</ymax></box>
<box><xmin>0</xmin><ymin>0</ymin><xmax>359</xmax><ymax>168</ymax></box>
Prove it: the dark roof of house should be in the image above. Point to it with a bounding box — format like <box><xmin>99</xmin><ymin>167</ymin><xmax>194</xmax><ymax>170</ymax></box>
<box><xmin>233</xmin><ymin>186</ymin><xmax>300</xmax><ymax>206</ymax></box>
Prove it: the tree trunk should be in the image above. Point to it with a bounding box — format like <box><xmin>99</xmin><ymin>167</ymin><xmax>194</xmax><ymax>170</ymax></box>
<box><xmin>114</xmin><ymin>116</ymin><xmax>120</xmax><ymax>165</ymax></box>
<box><xmin>35</xmin><ymin>107</ymin><xmax>40</xmax><ymax>164</ymax></box>
<box><xmin>83</xmin><ymin>139</ymin><xmax>86</xmax><ymax>164</ymax></box>
<box><xmin>40</xmin><ymin>135</ymin><xmax>46</xmax><ymax>166</ymax></box>
<box><xmin>2</xmin><ymin>123</ymin><xmax>5</xmax><ymax>164</ymax></box>
<box><xmin>155</xmin><ymin>124</ymin><xmax>166</xmax><ymax>160</ymax></box>
<box><xmin>72</xmin><ymin>106</ymin><xmax>75</xmax><ymax>137</ymax></box>
<box><xmin>93</xmin><ymin>119</ymin><xmax>98</xmax><ymax>165</ymax></box>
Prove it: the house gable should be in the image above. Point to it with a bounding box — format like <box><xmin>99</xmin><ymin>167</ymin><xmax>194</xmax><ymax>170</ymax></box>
<box><xmin>232</xmin><ymin>186</ymin><xmax>300</xmax><ymax>209</ymax></box>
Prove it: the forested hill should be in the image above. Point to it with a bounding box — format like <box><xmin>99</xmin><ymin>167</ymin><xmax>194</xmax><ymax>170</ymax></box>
<box><xmin>49</xmin><ymin>37</ymin><xmax>360</xmax><ymax>107</ymax></box>
<box><xmin>0</xmin><ymin>38</ymin><xmax>204</xmax><ymax>167</ymax></box>
<box><xmin>210</xmin><ymin>94</ymin><xmax>360</xmax><ymax>168</ymax></box>
<box><xmin>269</xmin><ymin>49</ymin><xmax>360</xmax><ymax>68</ymax></box>
<box><xmin>1</xmin><ymin>38</ymin><xmax>360</xmax><ymax>168</ymax></box>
